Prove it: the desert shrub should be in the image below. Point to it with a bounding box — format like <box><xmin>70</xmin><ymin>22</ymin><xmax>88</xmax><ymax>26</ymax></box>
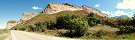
<box><xmin>25</xmin><ymin>25</ymin><xmax>34</xmax><ymax>32</ymax></box>
<box><xmin>45</xmin><ymin>21</ymin><xmax>56</xmax><ymax>29</ymax></box>
<box><xmin>117</xmin><ymin>18</ymin><xmax>132</xmax><ymax>26</ymax></box>
<box><xmin>34</xmin><ymin>22</ymin><xmax>46</xmax><ymax>32</ymax></box>
<box><xmin>102</xmin><ymin>18</ymin><xmax>118</xmax><ymax>27</ymax></box>
<box><xmin>25</xmin><ymin>26</ymin><xmax>31</xmax><ymax>32</ymax></box>
<box><xmin>87</xmin><ymin>12</ymin><xmax>94</xmax><ymax>17</ymax></box>
<box><xmin>16</xmin><ymin>25</ymin><xmax>35</xmax><ymax>32</ymax></box>
<box><xmin>132</xmin><ymin>14</ymin><xmax>135</xmax><ymax>27</ymax></box>
<box><xmin>86</xmin><ymin>17</ymin><xmax>102</xmax><ymax>26</ymax></box>
<box><xmin>34</xmin><ymin>21</ymin><xmax>56</xmax><ymax>32</ymax></box>
<box><xmin>86</xmin><ymin>13</ymin><xmax>102</xmax><ymax>26</ymax></box>
<box><xmin>117</xmin><ymin>26</ymin><xmax>135</xmax><ymax>34</ymax></box>
<box><xmin>56</xmin><ymin>14</ymin><xmax>89</xmax><ymax>37</ymax></box>
<box><xmin>17</xmin><ymin>26</ymin><xmax>26</xmax><ymax>31</ymax></box>
<box><xmin>63</xmin><ymin>26</ymin><xmax>88</xmax><ymax>37</ymax></box>
<box><xmin>82</xmin><ymin>29</ymin><xmax>116</xmax><ymax>39</ymax></box>
<box><xmin>56</xmin><ymin>14</ymin><xmax>78</xmax><ymax>29</ymax></box>
<box><xmin>92</xmin><ymin>30</ymin><xmax>108</xmax><ymax>39</ymax></box>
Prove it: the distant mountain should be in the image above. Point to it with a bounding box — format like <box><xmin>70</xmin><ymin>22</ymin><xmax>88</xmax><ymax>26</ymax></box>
<box><xmin>113</xmin><ymin>15</ymin><xmax>129</xmax><ymax>18</ymax></box>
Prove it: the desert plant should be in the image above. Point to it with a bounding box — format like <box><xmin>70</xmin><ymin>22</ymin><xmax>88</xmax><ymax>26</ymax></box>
<box><xmin>87</xmin><ymin>12</ymin><xmax>94</xmax><ymax>17</ymax></box>
<box><xmin>117</xmin><ymin>26</ymin><xmax>135</xmax><ymax>34</ymax></box>
<box><xmin>56</xmin><ymin>14</ymin><xmax>89</xmax><ymax>37</ymax></box>
<box><xmin>17</xmin><ymin>26</ymin><xmax>26</xmax><ymax>31</ymax></box>
<box><xmin>34</xmin><ymin>22</ymin><xmax>46</xmax><ymax>32</ymax></box>
<box><xmin>86</xmin><ymin>13</ymin><xmax>102</xmax><ymax>26</ymax></box>
<box><xmin>25</xmin><ymin>25</ymin><xmax>34</xmax><ymax>32</ymax></box>
<box><xmin>86</xmin><ymin>17</ymin><xmax>101</xmax><ymax>26</ymax></box>
<box><xmin>45</xmin><ymin>21</ymin><xmax>56</xmax><ymax>29</ymax></box>
<box><xmin>117</xmin><ymin>18</ymin><xmax>132</xmax><ymax>26</ymax></box>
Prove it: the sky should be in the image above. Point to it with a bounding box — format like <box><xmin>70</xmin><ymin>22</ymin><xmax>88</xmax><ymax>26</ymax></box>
<box><xmin>0</xmin><ymin>0</ymin><xmax>135</xmax><ymax>29</ymax></box>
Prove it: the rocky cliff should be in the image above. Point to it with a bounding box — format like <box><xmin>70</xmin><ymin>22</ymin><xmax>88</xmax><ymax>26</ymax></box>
<box><xmin>21</xmin><ymin>12</ymin><xmax>38</xmax><ymax>22</ymax></box>
<box><xmin>43</xmin><ymin>2</ymin><xmax>107</xmax><ymax>17</ymax></box>
<box><xmin>43</xmin><ymin>3</ymin><xmax>83</xmax><ymax>14</ymax></box>
<box><xmin>6</xmin><ymin>12</ymin><xmax>38</xmax><ymax>29</ymax></box>
<box><xmin>6</xmin><ymin>20</ymin><xmax>21</xmax><ymax>29</ymax></box>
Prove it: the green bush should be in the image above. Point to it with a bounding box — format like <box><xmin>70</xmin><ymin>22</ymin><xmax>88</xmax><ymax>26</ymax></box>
<box><xmin>45</xmin><ymin>21</ymin><xmax>56</xmax><ymax>29</ymax></box>
<box><xmin>56</xmin><ymin>14</ymin><xmax>77</xmax><ymax>29</ymax></box>
<box><xmin>16</xmin><ymin>25</ymin><xmax>34</xmax><ymax>32</ymax></box>
<box><xmin>56</xmin><ymin>14</ymin><xmax>89</xmax><ymax>37</ymax></box>
<box><xmin>82</xmin><ymin>29</ymin><xmax>116</xmax><ymax>39</ymax></box>
<box><xmin>25</xmin><ymin>26</ymin><xmax>31</xmax><ymax>32</ymax></box>
<box><xmin>85</xmin><ymin>13</ymin><xmax>102</xmax><ymax>26</ymax></box>
<box><xmin>87</xmin><ymin>12</ymin><xmax>94</xmax><ymax>17</ymax></box>
<box><xmin>92</xmin><ymin>30</ymin><xmax>108</xmax><ymax>39</ymax></box>
<box><xmin>17</xmin><ymin>26</ymin><xmax>26</xmax><ymax>31</ymax></box>
<box><xmin>34</xmin><ymin>22</ymin><xmax>46</xmax><ymax>32</ymax></box>
<box><xmin>132</xmin><ymin>14</ymin><xmax>135</xmax><ymax>27</ymax></box>
<box><xmin>86</xmin><ymin>17</ymin><xmax>101</xmax><ymax>26</ymax></box>
<box><xmin>117</xmin><ymin>18</ymin><xmax>132</xmax><ymax>26</ymax></box>
<box><xmin>117</xmin><ymin>26</ymin><xmax>135</xmax><ymax>34</ymax></box>
<box><xmin>25</xmin><ymin>25</ymin><xmax>34</xmax><ymax>32</ymax></box>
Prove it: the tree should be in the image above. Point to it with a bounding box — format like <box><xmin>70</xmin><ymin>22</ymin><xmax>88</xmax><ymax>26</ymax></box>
<box><xmin>34</xmin><ymin>22</ymin><xmax>45</xmax><ymax>32</ymax></box>
<box><xmin>87</xmin><ymin>12</ymin><xmax>94</xmax><ymax>17</ymax></box>
<box><xmin>25</xmin><ymin>25</ymin><xmax>34</xmax><ymax>32</ymax></box>
<box><xmin>117</xmin><ymin>18</ymin><xmax>132</xmax><ymax>26</ymax></box>
<box><xmin>17</xmin><ymin>26</ymin><xmax>26</xmax><ymax>31</ymax></box>
<box><xmin>45</xmin><ymin>21</ymin><xmax>56</xmax><ymax>29</ymax></box>
<box><xmin>86</xmin><ymin>13</ymin><xmax>102</xmax><ymax>26</ymax></box>
<box><xmin>132</xmin><ymin>14</ymin><xmax>135</xmax><ymax>26</ymax></box>
<box><xmin>56</xmin><ymin>14</ymin><xmax>89</xmax><ymax>37</ymax></box>
<box><xmin>117</xmin><ymin>26</ymin><xmax>135</xmax><ymax>34</ymax></box>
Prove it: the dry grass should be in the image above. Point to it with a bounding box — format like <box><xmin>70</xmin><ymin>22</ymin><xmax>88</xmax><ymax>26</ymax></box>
<box><xmin>0</xmin><ymin>29</ymin><xmax>9</xmax><ymax>40</ymax></box>
<box><xmin>88</xmin><ymin>24</ymin><xmax>119</xmax><ymax>33</ymax></box>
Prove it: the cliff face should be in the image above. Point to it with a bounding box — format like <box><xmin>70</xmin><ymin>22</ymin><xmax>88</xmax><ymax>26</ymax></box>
<box><xmin>6</xmin><ymin>20</ymin><xmax>21</xmax><ymax>29</ymax></box>
<box><xmin>82</xmin><ymin>5</ymin><xmax>107</xmax><ymax>17</ymax></box>
<box><xmin>43</xmin><ymin>3</ymin><xmax>83</xmax><ymax>14</ymax></box>
<box><xmin>21</xmin><ymin>12</ymin><xmax>38</xmax><ymax>22</ymax></box>
<box><xmin>43</xmin><ymin>2</ymin><xmax>107</xmax><ymax>17</ymax></box>
<box><xmin>6</xmin><ymin>12</ymin><xmax>38</xmax><ymax>29</ymax></box>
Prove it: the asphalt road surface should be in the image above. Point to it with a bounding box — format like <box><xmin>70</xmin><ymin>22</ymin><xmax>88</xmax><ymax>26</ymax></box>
<box><xmin>6</xmin><ymin>30</ymin><xmax>76</xmax><ymax>40</ymax></box>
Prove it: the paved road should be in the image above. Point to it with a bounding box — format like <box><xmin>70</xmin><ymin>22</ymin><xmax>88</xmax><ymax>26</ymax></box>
<box><xmin>7</xmin><ymin>30</ymin><xmax>76</xmax><ymax>40</ymax></box>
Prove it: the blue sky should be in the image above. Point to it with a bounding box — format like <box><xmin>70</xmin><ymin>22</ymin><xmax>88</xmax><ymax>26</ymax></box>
<box><xmin>0</xmin><ymin>0</ymin><xmax>135</xmax><ymax>29</ymax></box>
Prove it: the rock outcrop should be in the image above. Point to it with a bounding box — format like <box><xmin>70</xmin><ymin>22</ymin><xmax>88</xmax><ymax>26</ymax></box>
<box><xmin>43</xmin><ymin>2</ymin><xmax>107</xmax><ymax>17</ymax></box>
<box><xmin>6</xmin><ymin>20</ymin><xmax>21</xmax><ymax>29</ymax></box>
<box><xmin>82</xmin><ymin>5</ymin><xmax>107</xmax><ymax>17</ymax></box>
<box><xmin>21</xmin><ymin>12</ymin><xmax>38</xmax><ymax>22</ymax></box>
<box><xmin>6</xmin><ymin>12</ymin><xmax>38</xmax><ymax>29</ymax></box>
<box><xmin>43</xmin><ymin>3</ymin><xmax>83</xmax><ymax>14</ymax></box>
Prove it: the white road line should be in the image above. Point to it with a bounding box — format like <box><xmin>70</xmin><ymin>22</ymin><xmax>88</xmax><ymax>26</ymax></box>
<box><xmin>11</xmin><ymin>30</ymin><xmax>16</xmax><ymax>40</ymax></box>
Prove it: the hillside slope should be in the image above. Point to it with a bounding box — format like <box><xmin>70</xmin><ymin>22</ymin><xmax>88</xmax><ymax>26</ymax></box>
<box><xmin>17</xmin><ymin>10</ymin><xmax>89</xmax><ymax>27</ymax></box>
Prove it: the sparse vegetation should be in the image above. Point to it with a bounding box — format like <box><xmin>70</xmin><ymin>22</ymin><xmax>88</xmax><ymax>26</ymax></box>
<box><xmin>0</xmin><ymin>29</ymin><xmax>9</xmax><ymax>40</ymax></box>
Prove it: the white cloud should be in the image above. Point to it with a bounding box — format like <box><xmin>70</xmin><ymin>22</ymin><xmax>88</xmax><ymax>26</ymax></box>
<box><xmin>101</xmin><ymin>11</ymin><xmax>111</xmax><ymax>15</ymax></box>
<box><xmin>32</xmin><ymin>6</ymin><xmax>42</xmax><ymax>10</ymax></box>
<box><xmin>112</xmin><ymin>10</ymin><xmax>130</xmax><ymax>17</ymax></box>
<box><xmin>95</xmin><ymin>4</ymin><xmax>100</xmax><ymax>7</ymax></box>
<box><xmin>116</xmin><ymin>0</ymin><xmax>135</xmax><ymax>10</ymax></box>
